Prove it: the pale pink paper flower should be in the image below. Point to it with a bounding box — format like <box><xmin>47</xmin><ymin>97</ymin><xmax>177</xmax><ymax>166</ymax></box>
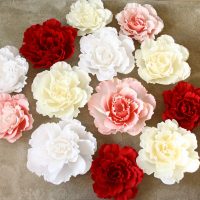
<box><xmin>88</xmin><ymin>78</ymin><xmax>156</xmax><ymax>135</ymax></box>
<box><xmin>0</xmin><ymin>93</ymin><xmax>33</xmax><ymax>143</ymax></box>
<box><xmin>116</xmin><ymin>3</ymin><xmax>164</xmax><ymax>42</ymax></box>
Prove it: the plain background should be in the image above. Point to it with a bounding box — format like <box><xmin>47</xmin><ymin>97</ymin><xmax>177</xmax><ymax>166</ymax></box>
<box><xmin>0</xmin><ymin>0</ymin><xmax>200</xmax><ymax>199</ymax></box>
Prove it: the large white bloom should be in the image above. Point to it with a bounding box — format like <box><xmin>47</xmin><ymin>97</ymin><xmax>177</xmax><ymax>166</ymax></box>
<box><xmin>0</xmin><ymin>46</ymin><xmax>29</xmax><ymax>93</ymax></box>
<box><xmin>27</xmin><ymin>119</ymin><xmax>97</xmax><ymax>185</ymax></box>
<box><xmin>32</xmin><ymin>61</ymin><xmax>92</xmax><ymax>120</ymax></box>
<box><xmin>78</xmin><ymin>27</ymin><xmax>135</xmax><ymax>81</ymax></box>
<box><xmin>136</xmin><ymin>119</ymin><xmax>200</xmax><ymax>185</ymax></box>
<box><xmin>135</xmin><ymin>35</ymin><xmax>191</xmax><ymax>84</ymax></box>
<box><xmin>66</xmin><ymin>0</ymin><xmax>113</xmax><ymax>36</ymax></box>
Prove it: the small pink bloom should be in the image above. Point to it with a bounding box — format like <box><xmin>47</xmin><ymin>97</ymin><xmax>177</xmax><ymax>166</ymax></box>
<box><xmin>116</xmin><ymin>3</ymin><xmax>164</xmax><ymax>42</ymax></box>
<box><xmin>0</xmin><ymin>93</ymin><xmax>33</xmax><ymax>143</ymax></box>
<box><xmin>88</xmin><ymin>78</ymin><xmax>156</xmax><ymax>135</ymax></box>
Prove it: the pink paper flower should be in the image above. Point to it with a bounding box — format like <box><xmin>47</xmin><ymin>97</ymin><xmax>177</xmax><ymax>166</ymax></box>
<box><xmin>88</xmin><ymin>78</ymin><xmax>156</xmax><ymax>135</ymax></box>
<box><xmin>0</xmin><ymin>93</ymin><xmax>33</xmax><ymax>143</ymax></box>
<box><xmin>116</xmin><ymin>3</ymin><xmax>164</xmax><ymax>42</ymax></box>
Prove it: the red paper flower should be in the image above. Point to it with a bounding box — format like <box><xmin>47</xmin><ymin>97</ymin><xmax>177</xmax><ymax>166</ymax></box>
<box><xmin>20</xmin><ymin>18</ymin><xmax>77</xmax><ymax>68</ymax></box>
<box><xmin>91</xmin><ymin>144</ymin><xmax>144</xmax><ymax>200</ymax></box>
<box><xmin>163</xmin><ymin>81</ymin><xmax>200</xmax><ymax>130</ymax></box>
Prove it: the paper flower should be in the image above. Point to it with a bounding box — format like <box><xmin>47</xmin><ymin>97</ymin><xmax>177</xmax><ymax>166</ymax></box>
<box><xmin>0</xmin><ymin>46</ymin><xmax>29</xmax><ymax>93</ymax></box>
<box><xmin>32</xmin><ymin>61</ymin><xmax>92</xmax><ymax>120</ymax></box>
<box><xmin>136</xmin><ymin>119</ymin><xmax>200</xmax><ymax>185</ymax></box>
<box><xmin>116</xmin><ymin>3</ymin><xmax>164</xmax><ymax>42</ymax></box>
<box><xmin>88</xmin><ymin>78</ymin><xmax>156</xmax><ymax>135</ymax></box>
<box><xmin>91</xmin><ymin>144</ymin><xmax>143</xmax><ymax>200</ymax></box>
<box><xmin>27</xmin><ymin>119</ymin><xmax>97</xmax><ymax>185</ymax></box>
<box><xmin>66</xmin><ymin>0</ymin><xmax>113</xmax><ymax>36</ymax></box>
<box><xmin>135</xmin><ymin>35</ymin><xmax>191</xmax><ymax>85</ymax></box>
<box><xmin>78</xmin><ymin>27</ymin><xmax>135</xmax><ymax>81</ymax></box>
<box><xmin>20</xmin><ymin>18</ymin><xmax>77</xmax><ymax>69</ymax></box>
<box><xmin>0</xmin><ymin>93</ymin><xmax>33</xmax><ymax>143</ymax></box>
<box><xmin>163</xmin><ymin>81</ymin><xmax>200</xmax><ymax>130</ymax></box>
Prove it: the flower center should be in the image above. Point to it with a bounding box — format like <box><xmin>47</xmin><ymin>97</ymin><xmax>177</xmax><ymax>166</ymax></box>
<box><xmin>146</xmin><ymin>52</ymin><xmax>173</xmax><ymax>78</ymax></box>
<box><xmin>47</xmin><ymin>136</ymin><xmax>79</xmax><ymax>162</ymax></box>
<box><xmin>107</xmin><ymin>162</ymin><xmax>129</xmax><ymax>183</ymax></box>
<box><xmin>152</xmin><ymin>134</ymin><xmax>181</xmax><ymax>162</ymax></box>
<box><xmin>93</xmin><ymin>45</ymin><xmax>114</xmax><ymax>66</ymax></box>
<box><xmin>128</xmin><ymin>15</ymin><xmax>146</xmax><ymax>32</ymax></box>
<box><xmin>52</xmin><ymin>84</ymin><xmax>68</xmax><ymax>97</ymax></box>
<box><xmin>178</xmin><ymin>98</ymin><xmax>196</xmax><ymax>117</ymax></box>
<box><xmin>45</xmin><ymin>80</ymin><xmax>73</xmax><ymax>106</ymax></box>
<box><xmin>108</xmin><ymin>94</ymin><xmax>138</xmax><ymax>125</ymax></box>
<box><xmin>79</xmin><ymin>6</ymin><xmax>97</xmax><ymax>27</ymax></box>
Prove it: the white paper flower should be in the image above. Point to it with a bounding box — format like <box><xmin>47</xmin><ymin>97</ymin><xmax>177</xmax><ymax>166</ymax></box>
<box><xmin>27</xmin><ymin>119</ymin><xmax>97</xmax><ymax>185</ymax></box>
<box><xmin>66</xmin><ymin>0</ymin><xmax>113</xmax><ymax>36</ymax></box>
<box><xmin>32</xmin><ymin>61</ymin><xmax>92</xmax><ymax>120</ymax></box>
<box><xmin>78</xmin><ymin>27</ymin><xmax>135</xmax><ymax>81</ymax></box>
<box><xmin>136</xmin><ymin>119</ymin><xmax>200</xmax><ymax>185</ymax></box>
<box><xmin>135</xmin><ymin>35</ymin><xmax>191</xmax><ymax>85</ymax></box>
<box><xmin>0</xmin><ymin>46</ymin><xmax>29</xmax><ymax>93</ymax></box>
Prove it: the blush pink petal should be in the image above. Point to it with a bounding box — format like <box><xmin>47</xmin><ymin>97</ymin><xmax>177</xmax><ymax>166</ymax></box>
<box><xmin>144</xmin><ymin>4</ymin><xmax>157</xmax><ymax>16</ymax></box>
<box><xmin>96</xmin><ymin>79</ymin><xmax>118</xmax><ymax>94</ymax></box>
<box><xmin>103</xmin><ymin>118</ymin><xmax>118</xmax><ymax>133</ymax></box>
<box><xmin>0</xmin><ymin>93</ymin><xmax>12</xmax><ymax>101</ymax></box>
<box><xmin>127</xmin><ymin>120</ymin><xmax>146</xmax><ymax>136</ymax></box>
<box><xmin>143</xmin><ymin>94</ymin><xmax>156</xmax><ymax>109</ymax></box>
<box><xmin>88</xmin><ymin>96</ymin><xmax>111</xmax><ymax>135</ymax></box>
<box><xmin>119</xmin><ymin>87</ymin><xmax>138</xmax><ymax>100</ymax></box>
<box><xmin>134</xmin><ymin>99</ymin><xmax>144</xmax><ymax>114</ymax></box>
<box><xmin>122</xmin><ymin>78</ymin><xmax>156</xmax><ymax>108</ymax></box>
<box><xmin>124</xmin><ymin>114</ymin><xmax>139</xmax><ymax>132</ymax></box>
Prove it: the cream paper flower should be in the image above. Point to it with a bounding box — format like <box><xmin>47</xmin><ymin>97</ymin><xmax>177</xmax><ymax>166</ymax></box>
<box><xmin>32</xmin><ymin>61</ymin><xmax>92</xmax><ymax>119</ymax></box>
<box><xmin>0</xmin><ymin>46</ymin><xmax>29</xmax><ymax>93</ymax></box>
<box><xmin>66</xmin><ymin>0</ymin><xmax>113</xmax><ymax>36</ymax></box>
<box><xmin>136</xmin><ymin>119</ymin><xmax>200</xmax><ymax>185</ymax></box>
<box><xmin>27</xmin><ymin>119</ymin><xmax>97</xmax><ymax>185</ymax></box>
<box><xmin>135</xmin><ymin>35</ymin><xmax>191</xmax><ymax>84</ymax></box>
<box><xmin>78</xmin><ymin>27</ymin><xmax>135</xmax><ymax>81</ymax></box>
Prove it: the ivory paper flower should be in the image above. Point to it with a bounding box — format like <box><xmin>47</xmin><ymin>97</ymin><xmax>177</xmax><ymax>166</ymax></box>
<box><xmin>135</xmin><ymin>35</ymin><xmax>191</xmax><ymax>84</ymax></box>
<box><xmin>27</xmin><ymin>119</ymin><xmax>97</xmax><ymax>184</ymax></box>
<box><xmin>136</xmin><ymin>119</ymin><xmax>200</xmax><ymax>184</ymax></box>
<box><xmin>0</xmin><ymin>93</ymin><xmax>33</xmax><ymax>143</ymax></box>
<box><xmin>0</xmin><ymin>46</ymin><xmax>29</xmax><ymax>93</ymax></box>
<box><xmin>32</xmin><ymin>61</ymin><xmax>92</xmax><ymax>120</ymax></box>
<box><xmin>66</xmin><ymin>0</ymin><xmax>113</xmax><ymax>36</ymax></box>
<box><xmin>116</xmin><ymin>3</ymin><xmax>164</xmax><ymax>42</ymax></box>
<box><xmin>88</xmin><ymin>78</ymin><xmax>156</xmax><ymax>135</ymax></box>
<box><xmin>78</xmin><ymin>27</ymin><xmax>135</xmax><ymax>81</ymax></box>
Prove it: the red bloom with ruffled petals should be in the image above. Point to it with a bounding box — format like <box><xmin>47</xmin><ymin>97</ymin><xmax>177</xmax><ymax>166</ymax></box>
<box><xmin>163</xmin><ymin>81</ymin><xmax>200</xmax><ymax>130</ymax></box>
<box><xmin>91</xmin><ymin>144</ymin><xmax>144</xmax><ymax>200</ymax></box>
<box><xmin>20</xmin><ymin>18</ymin><xmax>77</xmax><ymax>68</ymax></box>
